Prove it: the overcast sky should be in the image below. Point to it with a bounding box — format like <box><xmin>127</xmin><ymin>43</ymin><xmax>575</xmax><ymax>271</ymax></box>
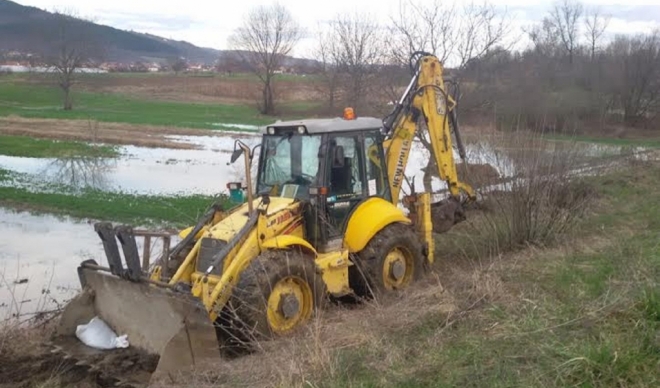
<box><xmin>13</xmin><ymin>0</ymin><xmax>660</xmax><ymax>58</ymax></box>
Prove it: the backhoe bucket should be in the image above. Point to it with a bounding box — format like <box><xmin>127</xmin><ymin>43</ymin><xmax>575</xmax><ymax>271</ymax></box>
<box><xmin>52</xmin><ymin>266</ymin><xmax>222</xmax><ymax>386</ymax></box>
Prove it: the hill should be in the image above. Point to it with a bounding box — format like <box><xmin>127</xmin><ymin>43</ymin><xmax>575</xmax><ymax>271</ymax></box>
<box><xmin>0</xmin><ymin>0</ymin><xmax>223</xmax><ymax>64</ymax></box>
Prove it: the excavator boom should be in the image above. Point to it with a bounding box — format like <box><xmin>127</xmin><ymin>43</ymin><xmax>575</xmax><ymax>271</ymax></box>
<box><xmin>383</xmin><ymin>53</ymin><xmax>476</xmax><ymax>203</ymax></box>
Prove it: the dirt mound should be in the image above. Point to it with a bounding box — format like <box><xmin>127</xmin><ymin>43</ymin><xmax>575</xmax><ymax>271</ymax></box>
<box><xmin>422</xmin><ymin>162</ymin><xmax>503</xmax><ymax>189</ymax></box>
<box><xmin>0</xmin><ymin>330</ymin><xmax>158</xmax><ymax>388</ymax></box>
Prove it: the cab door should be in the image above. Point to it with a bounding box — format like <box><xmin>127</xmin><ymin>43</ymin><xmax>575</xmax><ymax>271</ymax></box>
<box><xmin>324</xmin><ymin>132</ymin><xmax>368</xmax><ymax>239</ymax></box>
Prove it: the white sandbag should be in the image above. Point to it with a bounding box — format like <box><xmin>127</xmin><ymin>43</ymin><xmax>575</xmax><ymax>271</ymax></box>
<box><xmin>75</xmin><ymin>316</ymin><xmax>130</xmax><ymax>350</ymax></box>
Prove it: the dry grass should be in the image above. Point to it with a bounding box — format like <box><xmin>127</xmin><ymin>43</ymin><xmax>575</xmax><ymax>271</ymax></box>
<box><xmin>0</xmin><ymin>116</ymin><xmax>253</xmax><ymax>149</ymax></box>
<box><xmin>436</xmin><ymin>130</ymin><xmax>621</xmax><ymax>262</ymax></box>
<box><xmin>0</xmin><ymin>322</ymin><xmax>44</xmax><ymax>361</ymax></box>
<box><xmin>161</xmin><ymin>276</ymin><xmax>457</xmax><ymax>388</ymax></box>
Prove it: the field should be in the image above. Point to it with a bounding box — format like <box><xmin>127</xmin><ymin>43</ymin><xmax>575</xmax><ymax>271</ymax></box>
<box><xmin>0</xmin><ymin>134</ymin><xmax>119</xmax><ymax>158</ymax></box>
<box><xmin>0</xmin><ymin>70</ymin><xmax>659</xmax><ymax>388</ymax></box>
<box><xmin>0</xmin><ymin>72</ymin><xmax>321</xmax><ymax>130</ymax></box>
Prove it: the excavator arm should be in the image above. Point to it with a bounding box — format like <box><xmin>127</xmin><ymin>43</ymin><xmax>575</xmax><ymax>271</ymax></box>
<box><xmin>382</xmin><ymin>52</ymin><xmax>476</xmax><ymax>204</ymax></box>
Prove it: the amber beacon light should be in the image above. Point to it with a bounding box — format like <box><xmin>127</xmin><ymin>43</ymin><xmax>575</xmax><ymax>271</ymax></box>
<box><xmin>343</xmin><ymin>107</ymin><xmax>355</xmax><ymax>120</ymax></box>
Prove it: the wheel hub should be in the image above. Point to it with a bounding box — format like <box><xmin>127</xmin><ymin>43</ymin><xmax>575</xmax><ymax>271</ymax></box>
<box><xmin>382</xmin><ymin>247</ymin><xmax>414</xmax><ymax>290</ymax></box>
<box><xmin>278</xmin><ymin>293</ymin><xmax>300</xmax><ymax>320</ymax></box>
<box><xmin>390</xmin><ymin>260</ymin><xmax>406</xmax><ymax>281</ymax></box>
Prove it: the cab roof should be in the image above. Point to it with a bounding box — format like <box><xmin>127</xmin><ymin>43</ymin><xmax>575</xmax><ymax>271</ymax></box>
<box><xmin>259</xmin><ymin>117</ymin><xmax>384</xmax><ymax>134</ymax></box>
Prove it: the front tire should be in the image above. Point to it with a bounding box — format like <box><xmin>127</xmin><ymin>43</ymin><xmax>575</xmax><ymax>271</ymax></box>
<box><xmin>350</xmin><ymin>223</ymin><xmax>425</xmax><ymax>299</ymax></box>
<box><xmin>218</xmin><ymin>249</ymin><xmax>326</xmax><ymax>349</ymax></box>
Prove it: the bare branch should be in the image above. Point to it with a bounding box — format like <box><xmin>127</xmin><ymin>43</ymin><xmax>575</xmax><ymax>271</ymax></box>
<box><xmin>584</xmin><ymin>6</ymin><xmax>610</xmax><ymax>60</ymax></box>
<box><xmin>606</xmin><ymin>30</ymin><xmax>660</xmax><ymax>124</ymax></box>
<box><xmin>549</xmin><ymin>0</ymin><xmax>584</xmax><ymax>64</ymax></box>
<box><xmin>457</xmin><ymin>1</ymin><xmax>511</xmax><ymax>68</ymax></box>
<box><xmin>388</xmin><ymin>0</ymin><xmax>457</xmax><ymax>66</ymax></box>
<box><xmin>326</xmin><ymin>12</ymin><xmax>384</xmax><ymax>110</ymax></box>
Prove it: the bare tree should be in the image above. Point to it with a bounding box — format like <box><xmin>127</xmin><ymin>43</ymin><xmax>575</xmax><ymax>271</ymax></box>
<box><xmin>525</xmin><ymin>18</ymin><xmax>562</xmax><ymax>57</ymax></box>
<box><xmin>312</xmin><ymin>13</ymin><xmax>385</xmax><ymax>113</ymax></box>
<box><xmin>549</xmin><ymin>0</ymin><xmax>584</xmax><ymax>64</ymax></box>
<box><xmin>168</xmin><ymin>57</ymin><xmax>187</xmax><ymax>75</ymax></box>
<box><xmin>42</xmin><ymin>9</ymin><xmax>102</xmax><ymax>110</ymax></box>
<box><xmin>332</xmin><ymin>13</ymin><xmax>384</xmax><ymax>110</ymax></box>
<box><xmin>584</xmin><ymin>7</ymin><xmax>610</xmax><ymax>60</ymax></box>
<box><xmin>313</xmin><ymin>25</ymin><xmax>342</xmax><ymax>112</ymax></box>
<box><xmin>228</xmin><ymin>3</ymin><xmax>302</xmax><ymax>115</ymax></box>
<box><xmin>607</xmin><ymin>31</ymin><xmax>660</xmax><ymax>125</ymax></box>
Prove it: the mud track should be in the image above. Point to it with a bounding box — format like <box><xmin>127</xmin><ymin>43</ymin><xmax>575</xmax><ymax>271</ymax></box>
<box><xmin>0</xmin><ymin>116</ymin><xmax>250</xmax><ymax>150</ymax></box>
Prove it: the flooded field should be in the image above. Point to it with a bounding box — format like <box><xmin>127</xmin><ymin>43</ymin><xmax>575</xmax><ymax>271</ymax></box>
<box><xmin>0</xmin><ymin>210</ymin><xmax>106</xmax><ymax>319</ymax></box>
<box><xmin>0</xmin><ymin>133</ymin><xmax>261</xmax><ymax>195</ymax></box>
<box><xmin>0</xmin><ymin>207</ymin><xmax>177</xmax><ymax>320</ymax></box>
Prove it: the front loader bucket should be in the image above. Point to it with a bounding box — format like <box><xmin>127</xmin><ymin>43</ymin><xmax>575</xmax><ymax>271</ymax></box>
<box><xmin>51</xmin><ymin>267</ymin><xmax>222</xmax><ymax>386</ymax></box>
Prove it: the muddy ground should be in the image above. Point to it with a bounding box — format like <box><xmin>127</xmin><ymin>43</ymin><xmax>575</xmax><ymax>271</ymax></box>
<box><xmin>0</xmin><ymin>116</ymin><xmax>252</xmax><ymax>149</ymax></box>
<box><xmin>0</xmin><ymin>274</ymin><xmax>457</xmax><ymax>388</ymax></box>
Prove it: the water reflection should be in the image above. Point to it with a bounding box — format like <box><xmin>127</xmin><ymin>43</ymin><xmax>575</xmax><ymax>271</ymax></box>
<box><xmin>41</xmin><ymin>156</ymin><xmax>117</xmax><ymax>190</ymax></box>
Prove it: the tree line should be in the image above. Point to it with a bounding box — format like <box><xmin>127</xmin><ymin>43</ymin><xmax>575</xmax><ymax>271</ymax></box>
<box><xmin>33</xmin><ymin>0</ymin><xmax>660</xmax><ymax>132</ymax></box>
<box><xmin>230</xmin><ymin>0</ymin><xmax>660</xmax><ymax>132</ymax></box>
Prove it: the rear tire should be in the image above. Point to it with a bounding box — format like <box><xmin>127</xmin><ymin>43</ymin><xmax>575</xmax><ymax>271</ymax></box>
<box><xmin>349</xmin><ymin>223</ymin><xmax>425</xmax><ymax>300</ymax></box>
<box><xmin>217</xmin><ymin>249</ymin><xmax>326</xmax><ymax>349</ymax></box>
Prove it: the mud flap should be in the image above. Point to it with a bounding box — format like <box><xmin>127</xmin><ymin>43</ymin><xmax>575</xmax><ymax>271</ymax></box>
<box><xmin>54</xmin><ymin>268</ymin><xmax>222</xmax><ymax>385</ymax></box>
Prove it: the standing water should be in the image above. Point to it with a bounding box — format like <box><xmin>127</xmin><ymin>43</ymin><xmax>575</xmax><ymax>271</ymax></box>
<box><xmin>0</xmin><ymin>208</ymin><xmax>174</xmax><ymax>321</ymax></box>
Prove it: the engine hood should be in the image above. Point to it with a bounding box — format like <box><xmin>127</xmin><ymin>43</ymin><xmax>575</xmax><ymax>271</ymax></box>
<box><xmin>207</xmin><ymin>197</ymin><xmax>296</xmax><ymax>241</ymax></box>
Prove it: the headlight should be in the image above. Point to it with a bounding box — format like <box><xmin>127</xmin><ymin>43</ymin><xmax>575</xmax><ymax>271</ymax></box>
<box><xmin>297</xmin><ymin>126</ymin><xmax>306</xmax><ymax>134</ymax></box>
<box><xmin>267</xmin><ymin>127</ymin><xmax>275</xmax><ymax>135</ymax></box>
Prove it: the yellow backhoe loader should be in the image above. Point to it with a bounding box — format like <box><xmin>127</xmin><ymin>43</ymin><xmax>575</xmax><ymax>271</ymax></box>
<box><xmin>50</xmin><ymin>52</ymin><xmax>476</xmax><ymax>386</ymax></box>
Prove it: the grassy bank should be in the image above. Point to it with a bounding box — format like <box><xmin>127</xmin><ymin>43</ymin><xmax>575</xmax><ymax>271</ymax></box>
<box><xmin>0</xmin><ymin>83</ymin><xmax>271</xmax><ymax>129</ymax></box>
<box><xmin>311</xmin><ymin>164</ymin><xmax>660</xmax><ymax>387</ymax></box>
<box><xmin>0</xmin><ymin>184</ymin><xmax>228</xmax><ymax>228</ymax></box>
<box><xmin>187</xmin><ymin>161</ymin><xmax>659</xmax><ymax>388</ymax></box>
<box><xmin>0</xmin><ymin>134</ymin><xmax>119</xmax><ymax>158</ymax></box>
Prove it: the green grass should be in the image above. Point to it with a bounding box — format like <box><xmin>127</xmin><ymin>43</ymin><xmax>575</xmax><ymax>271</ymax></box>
<box><xmin>0</xmin><ymin>167</ymin><xmax>10</xmax><ymax>182</ymax></box>
<box><xmin>0</xmin><ymin>185</ymin><xmax>230</xmax><ymax>228</ymax></box>
<box><xmin>0</xmin><ymin>134</ymin><xmax>119</xmax><ymax>158</ymax></box>
<box><xmin>306</xmin><ymin>164</ymin><xmax>660</xmax><ymax>388</ymax></box>
<box><xmin>0</xmin><ymin>83</ymin><xmax>273</xmax><ymax>129</ymax></box>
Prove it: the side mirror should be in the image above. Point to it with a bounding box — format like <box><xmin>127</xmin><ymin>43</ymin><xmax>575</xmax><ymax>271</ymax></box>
<box><xmin>230</xmin><ymin>148</ymin><xmax>244</xmax><ymax>164</ymax></box>
<box><xmin>332</xmin><ymin>145</ymin><xmax>345</xmax><ymax>168</ymax></box>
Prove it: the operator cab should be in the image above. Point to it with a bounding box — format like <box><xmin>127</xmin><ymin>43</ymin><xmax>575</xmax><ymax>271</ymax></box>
<box><xmin>256</xmin><ymin>115</ymin><xmax>392</xmax><ymax>249</ymax></box>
